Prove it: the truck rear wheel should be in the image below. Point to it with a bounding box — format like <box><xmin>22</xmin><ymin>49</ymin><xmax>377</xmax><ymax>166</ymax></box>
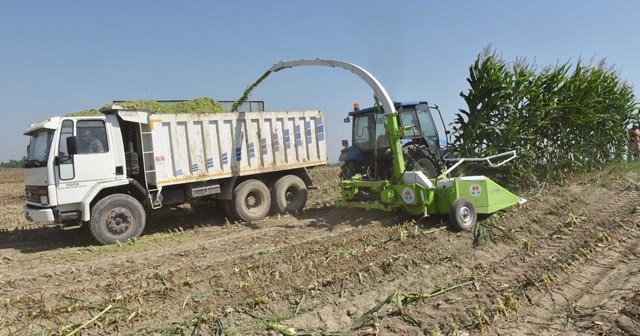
<box><xmin>222</xmin><ymin>200</ymin><xmax>239</xmax><ymax>221</ymax></box>
<box><xmin>233</xmin><ymin>179</ymin><xmax>271</xmax><ymax>223</ymax></box>
<box><xmin>89</xmin><ymin>194</ymin><xmax>146</xmax><ymax>245</ymax></box>
<box><xmin>271</xmin><ymin>175</ymin><xmax>308</xmax><ymax>214</ymax></box>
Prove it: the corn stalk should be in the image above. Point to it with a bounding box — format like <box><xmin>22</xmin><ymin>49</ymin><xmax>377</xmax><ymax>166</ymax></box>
<box><xmin>453</xmin><ymin>47</ymin><xmax>637</xmax><ymax>189</ymax></box>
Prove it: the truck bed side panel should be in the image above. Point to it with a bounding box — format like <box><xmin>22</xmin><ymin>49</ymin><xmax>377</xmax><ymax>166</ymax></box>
<box><xmin>149</xmin><ymin>111</ymin><xmax>326</xmax><ymax>186</ymax></box>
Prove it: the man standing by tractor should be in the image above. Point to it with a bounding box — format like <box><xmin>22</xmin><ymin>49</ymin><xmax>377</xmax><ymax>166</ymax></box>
<box><xmin>628</xmin><ymin>125</ymin><xmax>640</xmax><ymax>160</ymax></box>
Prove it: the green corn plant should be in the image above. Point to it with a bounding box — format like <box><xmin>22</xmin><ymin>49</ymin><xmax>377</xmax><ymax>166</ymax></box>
<box><xmin>453</xmin><ymin>47</ymin><xmax>637</xmax><ymax>190</ymax></box>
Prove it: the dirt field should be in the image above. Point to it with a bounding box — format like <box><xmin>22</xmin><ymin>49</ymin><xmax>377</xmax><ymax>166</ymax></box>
<box><xmin>1</xmin><ymin>165</ymin><xmax>639</xmax><ymax>335</ymax></box>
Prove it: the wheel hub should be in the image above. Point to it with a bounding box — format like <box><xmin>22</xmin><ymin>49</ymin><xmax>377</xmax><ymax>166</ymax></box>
<box><xmin>105</xmin><ymin>208</ymin><xmax>133</xmax><ymax>234</ymax></box>
<box><xmin>459</xmin><ymin>206</ymin><xmax>472</xmax><ymax>225</ymax></box>
<box><xmin>245</xmin><ymin>191</ymin><xmax>263</xmax><ymax>212</ymax></box>
<box><xmin>285</xmin><ymin>187</ymin><xmax>298</xmax><ymax>203</ymax></box>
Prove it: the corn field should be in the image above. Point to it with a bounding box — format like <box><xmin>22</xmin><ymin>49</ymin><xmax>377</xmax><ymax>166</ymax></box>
<box><xmin>452</xmin><ymin>48</ymin><xmax>637</xmax><ymax>188</ymax></box>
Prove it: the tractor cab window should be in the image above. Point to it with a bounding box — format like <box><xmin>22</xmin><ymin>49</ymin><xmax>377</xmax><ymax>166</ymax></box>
<box><xmin>374</xmin><ymin>115</ymin><xmax>389</xmax><ymax>148</ymax></box>
<box><xmin>77</xmin><ymin>120</ymin><xmax>108</xmax><ymax>154</ymax></box>
<box><xmin>353</xmin><ymin>115</ymin><xmax>372</xmax><ymax>150</ymax></box>
<box><xmin>415</xmin><ymin>104</ymin><xmax>439</xmax><ymax>148</ymax></box>
<box><xmin>399</xmin><ymin>109</ymin><xmax>420</xmax><ymax>136</ymax></box>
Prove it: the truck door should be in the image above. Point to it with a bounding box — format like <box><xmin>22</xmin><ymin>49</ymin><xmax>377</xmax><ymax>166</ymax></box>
<box><xmin>55</xmin><ymin>119</ymin><xmax>117</xmax><ymax>205</ymax></box>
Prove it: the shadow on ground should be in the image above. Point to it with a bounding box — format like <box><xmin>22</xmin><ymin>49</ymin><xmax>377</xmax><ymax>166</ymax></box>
<box><xmin>1</xmin><ymin>204</ymin><xmax>450</xmax><ymax>254</ymax></box>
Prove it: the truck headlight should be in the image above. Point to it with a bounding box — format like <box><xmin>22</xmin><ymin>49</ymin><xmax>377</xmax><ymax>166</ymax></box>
<box><xmin>40</xmin><ymin>195</ymin><xmax>48</xmax><ymax>205</ymax></box>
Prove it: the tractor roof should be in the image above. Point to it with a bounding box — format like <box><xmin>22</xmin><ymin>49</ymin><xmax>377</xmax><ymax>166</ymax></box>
<box><xmin>348</xmin><ymin>101</ymin><xmax>429</xmax><ymax>116</ymax></box>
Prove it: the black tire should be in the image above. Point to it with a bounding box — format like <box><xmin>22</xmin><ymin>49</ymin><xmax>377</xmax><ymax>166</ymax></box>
<box><xmin>405</xmin><ymin>145</ymin><xmax>439</xmax><ymax>178</ymax></box>
<box><xmin>89</xmin><ymin>194</ymin><xmax>146</xmax><ymax>245</ymax></box>
<box><xmin>271</xmin><ymin>175</ymin><xmax>308</xmax><ymax>214</ymax></box>
<box><xmin>448</xmin><ymin>198</ymin><xmax>477</xmax><ymax>231</ymax></box>
<box><xmin>340</xmin><ymin>160</ymin><xmax>361</xmax><ymax>180</ymax></box>
<box><xmin>233</xmin><ymin>179</ymin><xmax>271</xmax><ymax>222</ymax></box>
<box><xmin>221</xmin><ymin>199</ymin><xmax>239</xmax><ymax>221</ymax></box>
<box><xmin>190</xmin><ymin>199</ymin><xmax>222</xmax><ymax>215</ymax></box>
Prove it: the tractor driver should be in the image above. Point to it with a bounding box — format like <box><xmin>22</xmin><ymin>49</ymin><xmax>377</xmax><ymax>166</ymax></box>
<box><xmin>79</xmin><ymin>130</ymin><xmax>105</xmax><ymax>153</ymax></box>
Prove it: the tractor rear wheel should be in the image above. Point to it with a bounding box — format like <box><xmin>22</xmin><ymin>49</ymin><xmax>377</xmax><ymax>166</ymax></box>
<box><xmin>448</xmin><ymin>198</ymin><xmax>477</xmax><ymax>231</ymax></box>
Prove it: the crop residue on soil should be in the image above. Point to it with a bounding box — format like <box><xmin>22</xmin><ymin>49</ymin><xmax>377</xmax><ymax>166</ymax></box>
<box><xmin>1</xmin><ymin>164</ymin><xmax>639</xmax><ymax>335</ymax></box>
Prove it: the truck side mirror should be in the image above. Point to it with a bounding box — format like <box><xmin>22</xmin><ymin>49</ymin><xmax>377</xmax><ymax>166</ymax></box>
<box><xmin>341</xmin><ymin>140</ymin><xmax>349</xmax><ymax>147</ymax></box>
<box><xmin>67</xmin><ymin>136</ymin><xmax>78</xmax><ymax>156</ymax></box>
<box><xmin>343</xmin><ymin>117</ymin><xmax>350</xmax><ymax>123</ymax></box>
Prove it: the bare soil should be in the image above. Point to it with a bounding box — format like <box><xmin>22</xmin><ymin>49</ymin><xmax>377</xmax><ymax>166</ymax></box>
<box><xmin>0</xmin><ymin>165</ymin><xmax>638</xmax><ymax>335</ymax></box>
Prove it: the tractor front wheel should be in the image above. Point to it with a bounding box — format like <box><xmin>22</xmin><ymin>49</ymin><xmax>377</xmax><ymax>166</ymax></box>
<box><xmin>448</xmin><ymin>198</ymin><xmax>477</xmax><ymax>231</ymax></box>
<box><xmin>339</xmin><ymin>160</ymin><xmax>361</xmax><ymax>180</ymax></box>
<box><xmin>405</xmin><ymin>145</ymin><xmax>439</xmax><ymax>178</ymax></box>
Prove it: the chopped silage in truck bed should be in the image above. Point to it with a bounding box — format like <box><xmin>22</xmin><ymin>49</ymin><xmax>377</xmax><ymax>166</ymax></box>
<box><xmin>65</xmin><ymin>97</ymin><xmax>227</xmax><ymax>116</ymax></box>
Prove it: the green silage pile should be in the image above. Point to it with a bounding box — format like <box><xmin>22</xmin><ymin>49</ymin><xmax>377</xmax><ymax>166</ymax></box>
<box><xmin>65</xmin><ymin>97</ymin><xmax>227</xmax><ymax>117</ymax></box>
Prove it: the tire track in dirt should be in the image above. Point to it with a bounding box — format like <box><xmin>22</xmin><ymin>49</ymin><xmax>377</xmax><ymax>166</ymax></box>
<box><xmin>270</xmin><ymin>170</ymin><xmax>640</xmax><ymax>335</ymax></box>
<box><xmin>3</xmin><ymin>166</ymin><xmax>640</xmax><ymax>335</ymax></box>
<box><xmin>497</xmin><ymin>222</ymin><xmax>640</xmax><ymax>335</ymax></box>
<box><xmin>0</xmin><ymin>207</ymin><xmax>411</xmax><ymax>335</ymax></box>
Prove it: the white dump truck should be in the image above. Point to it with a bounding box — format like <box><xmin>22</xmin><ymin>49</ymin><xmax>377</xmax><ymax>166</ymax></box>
<box><xmin>23</xmin><ymin>103</ymin><xmax>327</xmax><ymax>244</ymax></box>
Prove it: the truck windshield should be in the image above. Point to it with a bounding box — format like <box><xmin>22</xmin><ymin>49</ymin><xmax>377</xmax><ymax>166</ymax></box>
<box><xmin>25</xmin><ymin>131</ymin><xmax>53</xmax><ymax>168</ymax></box>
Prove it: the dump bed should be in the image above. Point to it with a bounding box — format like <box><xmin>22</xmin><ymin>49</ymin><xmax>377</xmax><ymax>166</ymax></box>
<box><xmin>136</xmin><ymin>111</ymin><xmax>326</xmax><ymax>187</ymax></box>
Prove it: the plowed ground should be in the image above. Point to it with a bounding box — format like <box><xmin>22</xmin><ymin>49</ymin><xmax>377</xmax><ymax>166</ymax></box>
<box><xmin>0</xmin><ymin>165</ymin><xmax>638</xmax><ymax>335</ymax></box>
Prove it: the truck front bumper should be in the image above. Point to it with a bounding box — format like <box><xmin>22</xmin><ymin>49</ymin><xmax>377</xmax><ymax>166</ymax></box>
<box><xmin>23</xmin><ymin>205</ymin><xmax>55</xmax><ymax>222</ymax></box>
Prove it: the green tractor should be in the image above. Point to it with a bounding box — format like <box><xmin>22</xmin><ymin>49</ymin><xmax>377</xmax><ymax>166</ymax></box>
<box><xmin>268</xmin><ymin>59</ymin><xmax>525</xmax><ymax>230</ymax></box>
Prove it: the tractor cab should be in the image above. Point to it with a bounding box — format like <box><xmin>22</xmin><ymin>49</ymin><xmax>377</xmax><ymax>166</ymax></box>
<box><xmin>339</xmin><ymin>101</ymin><xmax>446</xmax><ymax>180</ymax></box>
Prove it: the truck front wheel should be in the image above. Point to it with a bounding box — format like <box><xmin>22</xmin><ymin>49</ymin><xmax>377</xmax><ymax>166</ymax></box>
<box><xmin>89</xmin><ymin>194</ymin><xmax>146</xmax><ymax>245</ymax></box>
<box><xmin>233</xmin><ymin>179</ymin><xmax>271</xmax><ymax>223</ymax></box>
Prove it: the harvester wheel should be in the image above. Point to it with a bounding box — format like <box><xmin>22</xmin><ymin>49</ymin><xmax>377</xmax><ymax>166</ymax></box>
<box><xmin>339</xmin><ymin>160</ymin><xmax>361</xmax><ymax>180</ymax></box>
<box><xmin>89</xmin><ymin>194</ymin><xmax>146</xmax><ymax>245</ymax></box>
<box><xmin>232</xmin><ymin>179</ymin><xmax>271</xmax><ymax>223</ymax></box>
<box><xmin>448</xmin><ymin>198</ymin><xmax>477</xmax><ymax>231</ymax></box>
<box><xmin>271</xmin><ymin>175</ymin><xmax>308</xmax><ymax>214</ymax></box>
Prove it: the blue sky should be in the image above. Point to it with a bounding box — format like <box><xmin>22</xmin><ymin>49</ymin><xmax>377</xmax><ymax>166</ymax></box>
<box><xmin>1</xmin><ymin>1</ymin><xmax>639</xmax><ymax>162</ymax></box>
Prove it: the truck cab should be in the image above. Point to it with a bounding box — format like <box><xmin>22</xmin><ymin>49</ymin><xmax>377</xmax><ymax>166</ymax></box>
<box><xmin>338</xmin><ymin>101</ymin><xmax>446</xmax><ymax>180</ymax></box>
<box><xmin>23</xmin><ymin>114</ymin><xmax>129</xmax><ymax>225</ymax></box>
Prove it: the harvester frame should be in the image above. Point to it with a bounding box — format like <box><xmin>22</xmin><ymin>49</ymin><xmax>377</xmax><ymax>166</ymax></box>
<box><xmin>269</xmin><ymin>59</ymin><xmax>524</xmax><ymax>230</ymax></box>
